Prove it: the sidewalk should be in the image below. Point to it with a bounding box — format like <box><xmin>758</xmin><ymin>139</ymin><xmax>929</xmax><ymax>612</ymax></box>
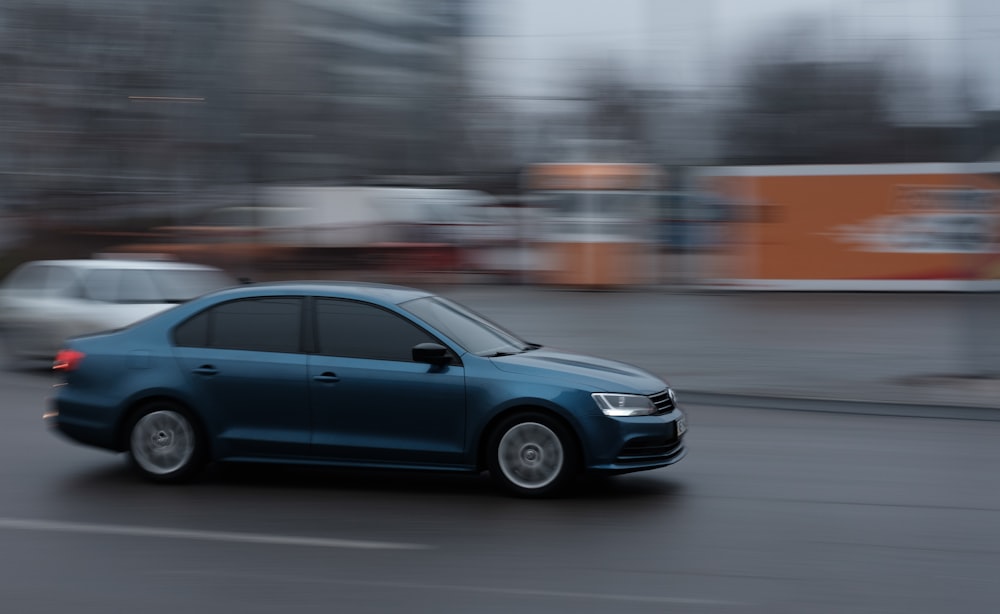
<box><xmin>432</xmin><ymin>284</ymin><xmax>1000</xmax><ymax>414</ymax></box>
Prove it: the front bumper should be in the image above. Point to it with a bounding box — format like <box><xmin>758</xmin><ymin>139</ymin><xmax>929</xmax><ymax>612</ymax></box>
<box><xmin>582</xmin><ymin>407</ymin><xmax>687</xmax><ymax>474</ymax></box>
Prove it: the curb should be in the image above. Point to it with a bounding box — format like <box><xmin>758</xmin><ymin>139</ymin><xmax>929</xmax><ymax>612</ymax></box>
<box><xmin>675</xmin><ymin>390</ymin><xmax>1000</xmax><ymax>422</ymax></box>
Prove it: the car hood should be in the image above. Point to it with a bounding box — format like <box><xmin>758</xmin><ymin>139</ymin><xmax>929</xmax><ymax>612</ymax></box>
<box><xmin>489</xmin><ymin>347</ymin><xmax>666</xmax><ymax>394</ymax></box>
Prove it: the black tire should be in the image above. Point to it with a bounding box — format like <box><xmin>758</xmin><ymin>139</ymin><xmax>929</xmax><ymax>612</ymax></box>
<box><xmin>487</xmin><ymin>411</ymin><xmax>579</xmax><ymax>497</ymax></box>
<box><xmin>125</xmin><ymin>401</ymin><xmax>205</xmax><ymax>483</ymax></box>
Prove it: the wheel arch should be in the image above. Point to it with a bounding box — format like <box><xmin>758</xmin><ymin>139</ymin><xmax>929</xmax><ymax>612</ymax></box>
<box><xmin>114</xmin><ymin>394</ymin><xmax>211</xmax><ymax>457</ymax></box>
<box><xmin>475</xmin><ymin>403</ymin><xmax>585</xmax><ymax>472</ymax></box>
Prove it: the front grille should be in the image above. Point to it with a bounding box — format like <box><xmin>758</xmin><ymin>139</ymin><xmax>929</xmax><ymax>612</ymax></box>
<box><xmin>617</xmin><ymin>435</ymin><xmax>684</xmax><ymax>463</ymax></box>
<box><xmin>648</xmin><ymin>389</ymin><xmax>675</xmax><ymax>415</ymax></box>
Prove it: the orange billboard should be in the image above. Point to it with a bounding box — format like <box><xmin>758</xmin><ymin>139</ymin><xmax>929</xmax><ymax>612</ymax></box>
<box><xmin>699</xmin><ymin>163</ymin><xmax>1000</xmax><ymax>290</ymax></box>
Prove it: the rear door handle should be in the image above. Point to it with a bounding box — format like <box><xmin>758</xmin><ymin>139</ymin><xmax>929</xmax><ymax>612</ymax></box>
<box><xmin>192</xmin><ymin>365</ymin><xmax>218</xmax><ymax>376</ymax></box>
<box><xmin>313</xmin><ymin>372</ymin><xmax>340</xmax><ymax>383</ymax></box>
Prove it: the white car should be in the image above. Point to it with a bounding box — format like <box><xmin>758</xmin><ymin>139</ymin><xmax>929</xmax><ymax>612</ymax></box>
<box><xmin>0</xmin><ymin>259</ymin><xmax>236</xmax><ymax>362</ymax></box>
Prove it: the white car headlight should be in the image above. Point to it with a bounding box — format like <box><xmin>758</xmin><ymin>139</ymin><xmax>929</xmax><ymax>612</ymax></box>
<box><xmin>592</xmin><ymin>393</ymin><xmax>657</xmax><ymax>417</ymax></box>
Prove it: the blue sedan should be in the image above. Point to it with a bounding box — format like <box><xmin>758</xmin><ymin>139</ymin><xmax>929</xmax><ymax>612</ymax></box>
<box><xmin>47</xmin><ymin>282</ymin><xmax>686</xmax><ymax>497</ymax></box>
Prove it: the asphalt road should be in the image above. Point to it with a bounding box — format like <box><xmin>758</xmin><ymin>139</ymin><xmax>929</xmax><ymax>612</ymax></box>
<box><xmin>2</xmin><ymin>368</ymin><xmax>998</xmax><ymax>613</ymax></box>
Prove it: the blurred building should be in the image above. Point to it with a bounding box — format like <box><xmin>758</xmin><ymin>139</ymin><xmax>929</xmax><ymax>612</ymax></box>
<box><xmin>0</xmin><ymin>0</ymin><xmax>242</xmax><ymax>217</ymax></box>
<box><xmin>959</xmin><ymin>0</ymin><xmax>1000</xmax><ymax>112</ymax></box>
<box><xmin>238</xmin><ymin>0</ymin><xmax>466</xmax><ymax>182</ymax></box>
<box><xmin>0</xmin><ymin>0</ymin><xmax>469</xmax><ymax>218</ymax></box>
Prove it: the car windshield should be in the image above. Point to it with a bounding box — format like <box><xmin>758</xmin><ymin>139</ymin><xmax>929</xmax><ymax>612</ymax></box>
<box><xmin>400</xmin><ymin>296</ymin><xmax>535</xmax><ymax>357</ymax></box>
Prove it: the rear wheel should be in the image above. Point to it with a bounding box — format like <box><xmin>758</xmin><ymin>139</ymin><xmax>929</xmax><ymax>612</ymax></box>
<box><xmin>487</xmin><ymin>412</ymin><xmax>578</xmax><ymax>497</ymax></box>
<box><xmin>126</xmin><ymin>402</ymin><xmax>205</xmax><ymax>483</ymax></box>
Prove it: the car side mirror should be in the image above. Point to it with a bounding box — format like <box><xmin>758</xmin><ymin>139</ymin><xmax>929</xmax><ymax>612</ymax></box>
<box><xmin>412</xmin><ymin>342</ymin><xmax>452</xmax><ymax>366</ymax></box>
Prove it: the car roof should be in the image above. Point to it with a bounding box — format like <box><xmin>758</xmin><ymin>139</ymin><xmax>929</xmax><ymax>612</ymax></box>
<box><xmin>20</xmin><ymin>259</ymin><xmax>222</xmax><ymax>271</ymax></box>
<box><xmin>207</xmin><ymin>281</ymin><xmax>435</xmax><ymax>305</ymax></box>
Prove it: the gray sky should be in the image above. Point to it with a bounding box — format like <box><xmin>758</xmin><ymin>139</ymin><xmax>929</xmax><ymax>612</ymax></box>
<box><xmin>470</xmin><ymin>0</ymin><xmax>999</xmax><ymax>110</ymax></box>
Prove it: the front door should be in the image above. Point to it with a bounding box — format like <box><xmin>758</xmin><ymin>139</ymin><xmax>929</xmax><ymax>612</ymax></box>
<box><xmin>307</xmin><ymin>298</ymin><xmax>466</xmax><ymax>467</ymax></box>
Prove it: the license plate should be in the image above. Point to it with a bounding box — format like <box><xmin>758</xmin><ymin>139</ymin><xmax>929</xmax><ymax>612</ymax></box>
<box><xmin>676</xmin><ymin>417</ymin><xmax>687</xmax><ymax>437</ymax></box>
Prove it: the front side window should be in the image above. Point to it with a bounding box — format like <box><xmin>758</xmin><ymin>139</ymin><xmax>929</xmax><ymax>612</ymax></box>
<box><xmin>174</xmin><ymin>297</ymin><xmax>302</xmax><ymax>353</ymax></box>
<box><xmin>315</xmin><ymin>298</ymin><xmax>438</xmax><ymax>362</ymax></box>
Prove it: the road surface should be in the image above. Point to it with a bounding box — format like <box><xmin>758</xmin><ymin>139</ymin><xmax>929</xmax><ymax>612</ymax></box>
<box><xmin>1</xmin><ymin>368</ymin><xmax>997</xmax><ymax>613</ymax></box>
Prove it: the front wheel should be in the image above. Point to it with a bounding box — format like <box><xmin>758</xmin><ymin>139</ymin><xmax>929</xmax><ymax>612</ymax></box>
<box><xmin>487</xmin><ymin>412</ymin><xmax>579</xmax><ymax>497</ymax></box>
<box><xmin>126</xmin><ymin>402</ymin><xmax>205</xmax><ymax>483</ymax></box>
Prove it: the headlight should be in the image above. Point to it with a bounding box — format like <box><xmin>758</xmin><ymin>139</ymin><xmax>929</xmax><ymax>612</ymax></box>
<box><xmin>592</xmin><ymin>393</ymin><xmax>657</xmax><ymax>417</ymax></box>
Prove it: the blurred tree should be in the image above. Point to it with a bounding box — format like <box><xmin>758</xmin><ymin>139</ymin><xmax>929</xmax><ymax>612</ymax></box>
<box><xmin>577</xmin><ymin>59</ymin><xmax>646</xmax><ymax>146</ymax></box>
<box><xmin>727</xmin><ymin>59</ymin><xmax>893</xmax><ymax>164</ymax></box>
<box><xmin>724</xmin><ymin>17</ymin><xmax>967</xmax><ymax>165</ymax></box>
<box><xmin>0</xmin><ymin>0</ymin><xmax>239</xmax><ymax>221</ymax></box>
<box><xmin>232</xmin><ymin>0</ymin><xmax>471</xmax><ymax>182</ymax></box>
<box><xmin>0</xmin><ymin>0</ymin><xmax>476</xmax><ymax>220</ymax></box>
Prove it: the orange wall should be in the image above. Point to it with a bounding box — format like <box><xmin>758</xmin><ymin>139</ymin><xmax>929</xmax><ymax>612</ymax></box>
<box><xmin>707</xmin><ymin>169</ymin><xmax>1000</xmax><ymax>281</ymax></box>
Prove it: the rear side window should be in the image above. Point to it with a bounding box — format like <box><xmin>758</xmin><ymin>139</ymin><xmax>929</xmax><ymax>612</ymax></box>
<box><xmin>174</xmin><ymin>297</ymin><xmax>302</xmax><ymax>353</ymax></box>
<box><xmin>173</xmin><ymin>311</ymin><xmax>209</xmax><ymax>347</ymax></box>
<box><xmin>315</xmin><ymin>298</ymin><xmax>437</xmax><ymax>362</ymax></box>
<box><xmin>150</xmin><ymin>269</ymin><xmax>233</xmax><ymax>302</ymax></box>
<box><xmin>86</xmin><ymin>269</ymin><xmax>161</xmax><ymax>302</ymax></box>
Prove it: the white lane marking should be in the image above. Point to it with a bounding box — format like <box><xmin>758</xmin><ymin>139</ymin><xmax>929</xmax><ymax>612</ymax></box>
<box><xmin>337</xmin><ymin>580</ymin><xmax>745</xmax><ymax>606</ymax></box>
<box><xmin>0</xmin><ymin>517</ymin><xmax>430</xmax><ymax>550</ymax></box>
<box><xmin>162</xmin><ymin>570</ymin><xmax>746</xmax><ymax>607</ymax></box>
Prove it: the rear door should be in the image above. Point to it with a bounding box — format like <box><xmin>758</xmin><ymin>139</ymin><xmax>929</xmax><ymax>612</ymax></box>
<box><xmin>172</xmin><ymin>296</ymin><xmax>311</xmax><ymax>459</ymax></box>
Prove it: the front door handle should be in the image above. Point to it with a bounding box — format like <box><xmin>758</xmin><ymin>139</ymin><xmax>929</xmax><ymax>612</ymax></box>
<box><xmin>192</xmin><ymin>365</ymin><xmax>218</xmax><ymax>376</ymax></box>
<box><xmin>313</xmin><ymin>372</ymin><xmax>340</xmax><ymax>383</ymax></box>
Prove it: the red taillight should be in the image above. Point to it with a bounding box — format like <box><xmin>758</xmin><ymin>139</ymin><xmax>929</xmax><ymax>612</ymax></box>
<box><xmin>53</xmin><ymin>349</ymin><xmax>86</xmax><ymax>372</ymax></box>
